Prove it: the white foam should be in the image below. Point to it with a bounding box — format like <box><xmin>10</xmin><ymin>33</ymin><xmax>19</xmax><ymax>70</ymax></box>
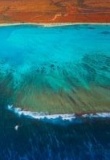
<box><xmin>7</xmin><ymin>105</ymin><xmax>76</xmax><ymax>121</ymax></box>
<box><xmin>82</xmin><ymin>113</ymin><xmax>110</xmax><ymax>118</ymax></box>
<box><xmin>7</xmin><ymin>105</ymin><xmax>110</xmax><ymax>121</ymax></box>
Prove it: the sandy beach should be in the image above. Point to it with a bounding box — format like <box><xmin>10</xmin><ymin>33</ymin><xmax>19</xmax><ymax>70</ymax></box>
<box><xmin>0</xmin><ymin>22</ymin><xmax>110</xmax><ymax>27</ymax></box>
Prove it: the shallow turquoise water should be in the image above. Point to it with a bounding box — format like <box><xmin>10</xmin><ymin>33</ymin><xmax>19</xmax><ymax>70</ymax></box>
<box><xmin>0</xmin><ymin>24</ymin><xmax>110</xmax><ymax>91</ymax></box>
<box><xmin>0</xmin><ymin>25</ymin><xmax>110</xmax><ymax>64</ymax></box>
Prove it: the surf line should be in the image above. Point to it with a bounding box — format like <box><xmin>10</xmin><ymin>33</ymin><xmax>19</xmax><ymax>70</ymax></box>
<box><xmin>7</xmin><ymin>105</ymin><xmax>110</xmax><ymax>121</ymax></box>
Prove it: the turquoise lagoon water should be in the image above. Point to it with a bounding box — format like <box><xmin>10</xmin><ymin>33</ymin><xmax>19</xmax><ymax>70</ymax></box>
<box><xmin>0</xmin><ymin>24</ymin><xmax>110</xmax><ymax>160</ymax></box>
<box><xmin>0</xmin><ymin>24</ymin><xmax>110</xmax><ymax>91</ymax></box>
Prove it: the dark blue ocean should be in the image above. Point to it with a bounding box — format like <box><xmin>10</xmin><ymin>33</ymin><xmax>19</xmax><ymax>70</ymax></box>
<box><xmin>0</xmin><ymin>24</ymin><xmax>110</xmax><ymax>160</ymax></box>
<box><xmin>0</xmin><ymin>107</ymin><xmax>110</xmax><ymax>160</ymax></box>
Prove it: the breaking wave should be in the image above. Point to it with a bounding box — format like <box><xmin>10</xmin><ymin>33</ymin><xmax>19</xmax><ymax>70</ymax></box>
<box><xmin>8</xmin><ymin>105</ymin><xmax>110</xmax><ymax>122</ymax></box>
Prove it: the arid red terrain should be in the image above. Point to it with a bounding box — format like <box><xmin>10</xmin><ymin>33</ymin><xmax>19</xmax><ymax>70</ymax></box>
<box><xmin>0</xmin><ymin>0</ymin><xmax>110</xmax><ymax>23</ymax></box>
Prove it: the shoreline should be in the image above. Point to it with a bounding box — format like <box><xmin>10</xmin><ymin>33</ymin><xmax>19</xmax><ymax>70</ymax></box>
<box><xmin>0</xmin><ymin>22</ymin><xmax>110</xmax><ymax>27</ymax></box>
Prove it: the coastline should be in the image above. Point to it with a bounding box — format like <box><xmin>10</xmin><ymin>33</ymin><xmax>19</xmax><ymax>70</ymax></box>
<box><xmin>0</xmin><ymin>22</ymin><xmax>110</xmax><ymax>27</ymax></box>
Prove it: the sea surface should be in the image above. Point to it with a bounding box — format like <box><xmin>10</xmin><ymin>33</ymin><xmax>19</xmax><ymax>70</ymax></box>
<box><xmin>0</xmin><ymin>107</ymin><xmax>110</xmax><ymax>160</ymax></box>
<box><xmin>0</xmin><ymin>24</ymin><xmax>110</xmax><ymax>159</ymax></box>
